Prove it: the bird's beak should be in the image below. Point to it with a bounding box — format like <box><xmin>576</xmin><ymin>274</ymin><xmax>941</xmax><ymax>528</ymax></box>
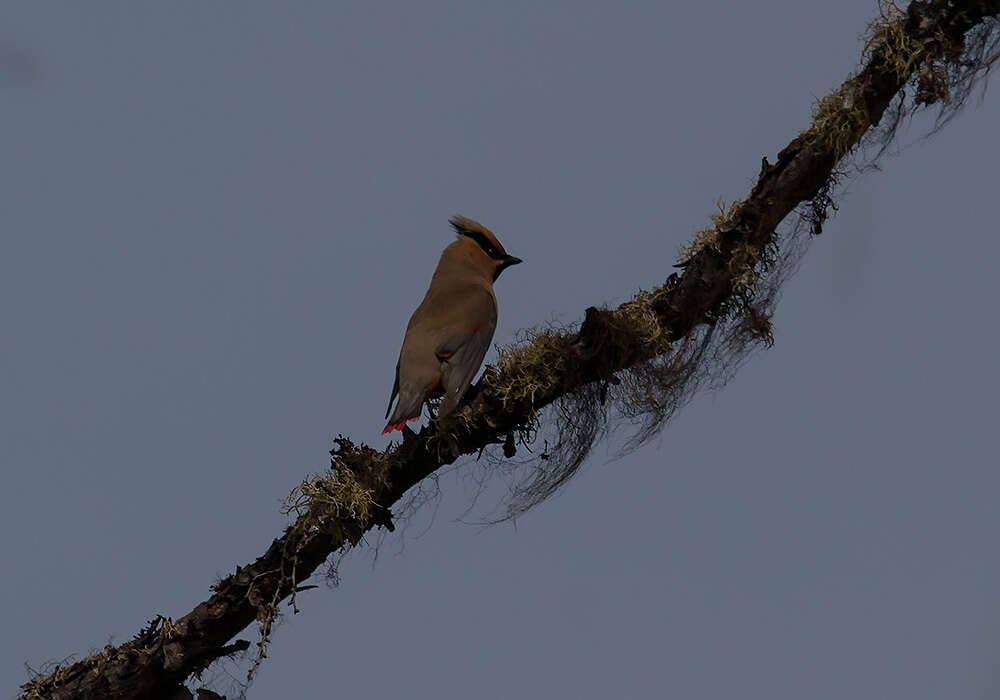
<box><xmin>493</xmin><ymin>254</ymin><xmax>522</xmax><ymax>281</ymax></box>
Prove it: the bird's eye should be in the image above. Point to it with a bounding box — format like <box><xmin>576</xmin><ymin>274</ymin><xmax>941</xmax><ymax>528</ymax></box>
<box><xmin>487</xmin><ymin>246</ymin><xmax>498</xmax><ymax>256</ymax></box>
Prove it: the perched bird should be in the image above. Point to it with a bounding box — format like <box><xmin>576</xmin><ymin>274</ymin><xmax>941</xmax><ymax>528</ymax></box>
<box><xmin>383</xmin><ymin>215</ymin><xmax>522</xmax><ymax>434</ymax></box>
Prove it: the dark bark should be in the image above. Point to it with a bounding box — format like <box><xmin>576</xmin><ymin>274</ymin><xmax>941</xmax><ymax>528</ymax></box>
<box><xmin>20</xmin><ymin>2</ymin><xmax>1000</xmax><ymax>698</ymax></box>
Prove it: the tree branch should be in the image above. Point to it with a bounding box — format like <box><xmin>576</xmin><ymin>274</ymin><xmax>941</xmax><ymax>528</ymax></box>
<box><xmin>20</xmin><ymin>2</ymin><xmax>1000</xmax><ymax>698</ymax></box>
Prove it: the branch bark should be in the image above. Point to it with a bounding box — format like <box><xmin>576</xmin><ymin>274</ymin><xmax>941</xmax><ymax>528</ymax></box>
<box><xmin>20</xmin><ymin>2</ymin><xmax>1000</xmax><ymax>698</ymax></box>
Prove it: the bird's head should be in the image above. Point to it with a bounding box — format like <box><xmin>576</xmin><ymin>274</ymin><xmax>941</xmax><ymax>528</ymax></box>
<box><xmin>449</xmin><ymin>214</ymin><xmax>522</xmax><ymax>282</ymax></box>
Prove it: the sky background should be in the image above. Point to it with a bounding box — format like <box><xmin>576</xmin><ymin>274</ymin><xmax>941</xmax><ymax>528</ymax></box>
<box><xmin>2</xmin><ymin>2</ymin><xmax>999</xmax><ymax>698</ymax></box>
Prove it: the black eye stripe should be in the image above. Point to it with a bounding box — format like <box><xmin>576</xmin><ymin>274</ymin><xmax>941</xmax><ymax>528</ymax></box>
<box><xmin>460</xmin><ymin>230</ymin><xmax>505</xmax><ymax>260</ymax></box>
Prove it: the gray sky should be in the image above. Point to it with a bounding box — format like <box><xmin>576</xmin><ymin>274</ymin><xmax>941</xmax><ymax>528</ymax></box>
<box><xmin>3</xmin><ymin>2</ymin><xmax>999</xmax><ymax>698</ymax></box>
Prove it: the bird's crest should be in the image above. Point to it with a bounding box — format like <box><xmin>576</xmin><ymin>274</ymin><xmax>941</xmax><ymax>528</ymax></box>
<box><xmin>449</xmin><ymin>214</ymin><xmax>507</xmax><ymax>257</ymax></box>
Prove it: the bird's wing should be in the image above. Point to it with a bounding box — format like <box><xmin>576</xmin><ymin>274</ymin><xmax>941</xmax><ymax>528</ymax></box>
<box><xmin>384</xmin><ymin>360</ymin><xmax>400</xmax><ymax>419</ymax></box>
<box><xmin>436</xmin><ymin>290</ymin><xmax>497</xmax><ymax>417</ymax></box>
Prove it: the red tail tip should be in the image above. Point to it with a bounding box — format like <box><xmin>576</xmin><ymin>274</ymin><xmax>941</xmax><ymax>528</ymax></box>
<box><xmin>382</xmin><ymin>416</ymin><xmax>420</xmax><ymax>435</ymax></box>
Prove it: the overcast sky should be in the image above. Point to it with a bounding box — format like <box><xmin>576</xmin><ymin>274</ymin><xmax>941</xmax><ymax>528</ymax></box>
<box><xmin>3</xmin><ymin>2</ymin><xmax>999</xmax><ymax>698</ymax></box>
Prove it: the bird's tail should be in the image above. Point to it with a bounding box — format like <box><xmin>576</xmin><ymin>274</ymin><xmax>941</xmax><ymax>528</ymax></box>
<box><xmin>383</xmin><ymin>390</ymin><xmax>424</xmax><ymax>434</ymax></box>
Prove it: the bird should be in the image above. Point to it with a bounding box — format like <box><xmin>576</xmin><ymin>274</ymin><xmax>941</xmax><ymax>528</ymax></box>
<box><xmin>383</xmin><ymin>215</ymin><xmax>522</xmax><ymax>435</ymax></box>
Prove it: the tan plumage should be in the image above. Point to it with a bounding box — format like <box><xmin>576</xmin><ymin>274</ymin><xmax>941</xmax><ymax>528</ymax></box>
<box><xmin>384</xmin><ymin>215</ymin><xmax>521</xmax><ymax>434</ymax></box>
